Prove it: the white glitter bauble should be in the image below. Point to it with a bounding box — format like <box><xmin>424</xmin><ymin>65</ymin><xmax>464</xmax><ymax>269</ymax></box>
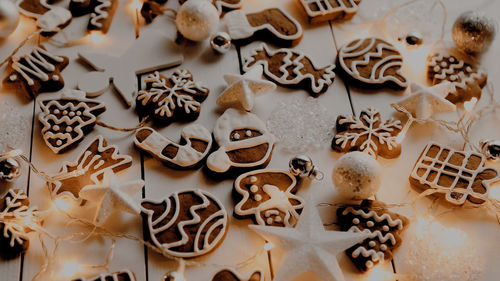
<box><xmin>332</xmin><ymin>152</ymin><xmax>381</xmax><ymax>200</ymax></box>
<box><xmin>452</xmin><ymin>11</ymin><xmax>496</xmax><ymax>54</ymax></box>
<box><xmin>0</xmin><ymin>0</ymin><xmax>19</xmax><ymax>39</ymax></box>
<box><xmin>175</xmin><ymin>0</ymin><xmax>219</xmax><ymax>42</ymax></box>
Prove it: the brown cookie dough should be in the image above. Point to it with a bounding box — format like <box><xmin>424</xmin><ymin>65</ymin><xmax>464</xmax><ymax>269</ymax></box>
<box><xmin>3</xmin><ymin>46</ymin><xmax>69</xmax><ymax>99</ymax></box>
<box><xmin>337</xmin><ymin>200</ymin><xmax>409</xmax><ymax>272</ymax></box>
<box><xmin>141</xmin><ymin>189</ymin><xmax>228</xmax><ymax>258</ymax></box>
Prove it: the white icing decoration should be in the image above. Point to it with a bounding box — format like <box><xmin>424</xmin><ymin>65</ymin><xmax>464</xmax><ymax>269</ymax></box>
<box><xmin>243</xmin><ymin>43</ymin><xmax>336</xmax><ymax>95</ymax></box>
<box><xmin>366</xmin><ymin>260</ymin><xmax>374</xmax><ymax>268</ymax></box>
<box><xmin>137</xmin><ymin>70</ymin><xmax>208</xmax><ymax>119</ymax></box>
<box><xmin>11</xmin><ymin>47</ymin><xmax>65</xmax><ymax>86</ymax></box>
<box><xmin>352</xmin><ymin>218</ymin><xmax>360</xmax><ymax>224</ymax></box>
<box><xmin>234</xmin><ymin>169</ymin><xmax>304</xmax><ymax>227</ymax></box>
<box><xmin>380</xmin><ymin>244</ymin><xmax>387</xmax><ymax>251</ymax></box>
<box><xmin>298</xmin><ymin>0</ymin><xmax>360</xmax><ymax>23</ymax></box>
<box><xmin>334</xmin><ymin>108</ymin><xmax>402</xmax><ymax>158</ymax></box>
<box><xmin>342</xmin><ymin>207</ymin><xmax>403</xmax><ymax>229</ymax></box>
<box><xmin>233</xmin><ymin>133</ymin><xmax>241</xmax><ymax>140</ymax></box>
<box><xmin>134</xmin><ymin>124</ymin><xmax>212</xmax><ymax>168</ymax></box>
<box><xmin>427</xmin><ymin>54</ymin><xmax>487</xmax><ymax>97</ymax></box>
<box><xmin>225</xmin><ymin>8</ymin><xmax>303</xmax><ymax>42</ymax></box>
<box><xmin>254</xmin><ymin>194</ymin><xmax>262</xmax><ymax>201</ymax></box>
<box><xmin>38</xmin><ymin>90</ymin><xmax>105</xmax><ymax>154</ymax></box>
<box><xmin>0</xmin><ymin>190</ymin><xmax>32</xmax><ymax>248</ymax></box>
<box><xmin>366</xmin><ymin>221</ymin><xmax>374</xmax><ymax>227</ymax></box>
<box><xmin>250</xmin><ymin>176</ymin><xmax>257</xmax><ymax>183</ymax></box>
<box><xmin>250</xmin><ymin>185</ymin><xmax>259</xmax><ymax>193</ymax></box>
<box><xmin>140</xmin><ymin>189</ymin><xmax>228</xmax><ymax>258</ymax></box>
<box><xmin>37</xmin><ymin>6</ymin><xmax>71</xmax><ymax>32</ymax></box>
<box><xmin>207</xmin><ymin>108</ymin><xmax>275</xmax><ymax>173</ymax></box>
<box><xmin>89</xmin><ymin>0</ymin><xmax>112</xmax><ymax>28</ymax></box>
<box><xmin>245</xmin><ymin>130</ymin><xmax>252</xmax><ymax>137</ymax></box>
<box><xmin>49</xmin><ymin>136</ymin><xmax>132</xmax><ymax>200</ymax></box>
<box><xmin>77</xmin><ymin>31</ymin><xmax>183</xmax><ymax>106</ymax></box>
<box><xmin>410</xmin><ymin>142</ymin><xmax>499</xmax><ymax>205</ymax></box>
<box><xmin>338</xmin><ymin>37</ymin><xmax>408</xmax><ymax>88</ymax></box>
<box><xmin>369</xmin><ymin>241</ymin><xmax>376</xmax><ymax>247</ymax></box>
<box><xmin>383</xmin><ymin>225</ymin><xmax>389</xmax><ymax>232</ymax></box>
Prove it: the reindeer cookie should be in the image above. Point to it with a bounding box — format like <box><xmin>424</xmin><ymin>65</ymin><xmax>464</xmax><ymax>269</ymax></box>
<box><xmin>234</xmin><ymin>169</ymin><xmax>304</xmax><ymax>227</ymax></box>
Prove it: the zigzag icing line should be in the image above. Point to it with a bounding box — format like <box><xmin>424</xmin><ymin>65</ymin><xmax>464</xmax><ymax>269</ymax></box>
<box><xmin>351</xmin><ymin>247</ymin><xmax>385</xmax><ymax>262</ymax></box>
<box><xmin>429</xmin><ymin>55</ymin><xmax>486</xmax><ymax>91</ymax></box>
<box><xmin>12</xmin><ymin>47</ymin><xmax>64</xmax><ymax>86</ymax></box>
<box><xmin>245</xmin><ymin>44</ymin><xmax>335</xmax><ymax>94</ymax></box>
<box><xmin>90</xmin><ymin>0</ymin><xmax>112</xmax><ymax>28</ymax></box>
<box><xmin>162</xmin><ymin>190</ymin><xmax>210</xmax><ymax>251</ymax></box>
<box><xmin>342</xmin><ymin>207</ymin><xmax>403</xmax><ymax>229</ymax></box>
<box><xmin>348</xmin><ymin>226</ymin><xmax>396</xmax><ymax>245</ymax></box>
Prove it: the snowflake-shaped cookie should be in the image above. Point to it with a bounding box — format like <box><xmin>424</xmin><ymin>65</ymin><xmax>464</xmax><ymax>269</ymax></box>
<box><xmin>0</xmin><ymin>189</ymin><xmax>38</xmax><ymax>259</ymax></box>
<box><xmin>136</xmin><ymin>70</ymin><xmax>209</xmax><ymax>125</ymax></box>
<box><xmin>332</xmin><ymin>108</ymin><xmax>402</xmax><ymax>159</ymax></box>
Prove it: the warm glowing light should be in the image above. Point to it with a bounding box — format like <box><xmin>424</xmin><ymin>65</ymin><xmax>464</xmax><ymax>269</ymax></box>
<box><xmin>365</xmin><ymin>266</ymin><xmax>393</xmax><ymax>281</ymax></box>
<box><xmin>53</xmin><ymin>198</ymin><xmax>71</xmax><ymax>211</ymax></box>
<box><xmin>88</xmin><ymin>31</ymin><xmax>105</xmax><ymax>44</ymax></box>
<box><xmin>59</xmin><ymin>261</ymin><xmax>82</xmax><ymax>278</ymax></box>
<box><xmin>130</xmin><ymin>0</ymin><xmax>142</xmax><ymax>10</ymax></box>
<box><xmin>414</xmin><ymin>217</ymin><xmax>467</xmax><ymax>253</ymax></box>
<box><xmin>264</xmin><ymin>242</ymin><xmax>274</xmax><ymax>251</ymax></box>
<box><xmin>490</xmin><ymin>185</ymin><xmax>500</xmax><ymax>201</ymax></box>
<box><xmin>464</xmin><ymin>97</ymin><xmax>478</xmax><ymax>112</ymax></box>
<box><xmin>395</xmin><ymin>132</ymin><xmax>405</xmax><ymax>144</ymax></box>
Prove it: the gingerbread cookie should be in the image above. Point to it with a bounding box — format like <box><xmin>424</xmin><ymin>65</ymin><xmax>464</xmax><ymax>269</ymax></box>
<box><xmin>72</xmin><ymin>270</ymin><xmax>136</xmax><ymax>281</ymax></box>
<box><xmin>77</xmin><ymin>30</ymin><xmax>183</xmax><ymax>106</ymax></box>
<box><xmin>38</xmin><ymin>90</ymin><xmax>106</xmax><ymax>154</ymax></box>
<box><xmin>0</xmin><ymin>189</ymin><xmax>33</xmax><ymax>259</ymax></box>
<box><xmin>243</xmin><ymin>43</ymin><xmax>336</xmax><ymax>97</ymax></box>
<box><xmin>225</xmin><ymin>8</ymin><xmax>303</xmax><ymax>46</ymax></box>
<box><xmin>298</xmin><ymin>0</ymin><xmax>362</xmax><ymax>24</ymax></box>
<box><xmin>234</xmin><ymin>169</ymin><xmax>304</xmax><ymax>227</ymax></box>
<box><xmin>206</xmin><ymin>108</ymin><xmax>275</xmax><ymax>175</ymax></box>
<box><xmin>427</xmin><ymin>53</ymin><xmax>487</xmax><ymax>104</ymax></box>
<box><xmin>332</xmin><ymin>108</ymin><xmax>402</xmax><ymax>159</ymax></box>
<box><xmin>69</xmin><ymin>0</ymin><xmax>118</xmax><ymax>33</ymax></box>
<box><xmin>136</xmin><ymin>70</ymin><xmax>209</xmax><ymax>125</ymax></box>
<box><xmin>338</xmin><ymin>37</ymin><xmax>408</xmax><ymax>89</ymax></box>
<box><xmin>141</xmin><ymin>189</ymin><xmax>228</xmax><ymax>258</ymax></box>
<box><xmin>3</xmin><ymin>46</ymin><xmax>69</xmax><ymax>99</ymax></box>
<box><xmin>140</xmin><ymin>0</ymin><xmax>168</xmax><ymax>23</ymax></box>
<box><xmin>16</xmin><ymin>0</ymin><xmax>72</xmax><ymax>35</ymax></box>
<box><xmin>410</xmin><ymin>142</ymin><xmax>499</xmax><ymax>205</ymax></box>
<box><xmin>49</xmin><ymin>136</ymin><xmax>132</xmax><ymax>200</ymax></box>
<box><xmin>337</xmin><ymin>200</ymin><xmax>409</xmax><ymax>272</ymax></box>
<box><xmin>211</xmin><ymin>269</ymin><xmax>263</xmax><ymax>281</ymax></box>
<box><xmin>134</xmin><ymin>124</ymin><xmax>212</xmax><ymax>169</ymax></box>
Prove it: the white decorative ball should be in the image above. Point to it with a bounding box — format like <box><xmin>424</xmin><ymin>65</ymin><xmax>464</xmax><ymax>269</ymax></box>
<box><xmin>175</xmin><ymin>0</ymin><xmax>219</xmax><ymax>42</ymax></box>
<box><xmin>0</xmin><ymin>0</ymin><xmax>19</xmax><ymax>39</ymax></box>
<box><xmin>332</xmin><ymin>152</ymin><xmax>381</xmax><ymax>200</ymax></box>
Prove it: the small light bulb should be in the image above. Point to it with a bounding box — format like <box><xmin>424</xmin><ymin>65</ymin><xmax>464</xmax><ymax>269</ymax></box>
<box><xmin>88</xmin><ymin>31</ymin><xmax>105</xmax><ymax>44</ymax></box>
<box><xmin>264</xmin><ymin>242</ymin><xmax>274</xmax><ymax>251</ymax></box>
<box><xmin>59</xmin><ymin>261</ymin><xmax>82</xmax><ymax>278</ymax></box>
<box><xmin>54</xmin><ymin>198</ymin><xmax>71</xmax><ymax>211</ymax></box>
<box><xmin>464</xmin><ymin>97</ymin><xmax>478</xmax><ymax>112</ymax></box>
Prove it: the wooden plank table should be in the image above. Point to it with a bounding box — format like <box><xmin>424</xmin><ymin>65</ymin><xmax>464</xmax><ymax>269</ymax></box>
<box><xmin>1</xmin><ymin>0</ymin><xmax>499</xmax><ymax>280</ymax></box>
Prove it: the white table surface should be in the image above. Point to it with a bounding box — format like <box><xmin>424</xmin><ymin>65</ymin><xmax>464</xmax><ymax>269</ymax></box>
<box><xmin>1</xmin><ymin>0</ymin><xmax>499</xmax><ymax>280</ymax></box>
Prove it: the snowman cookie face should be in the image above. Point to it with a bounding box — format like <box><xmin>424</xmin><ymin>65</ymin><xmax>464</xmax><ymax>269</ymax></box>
<box><xmin>207</xmin><ymin>109</ymin><xmax>275</xmax><ymax>174</ymax></box>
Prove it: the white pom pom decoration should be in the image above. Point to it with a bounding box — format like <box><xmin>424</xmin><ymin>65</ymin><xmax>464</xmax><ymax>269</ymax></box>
<box><xmin>175</xmin><ymin>0</ymin><xmax>219</xmax><ymax>42</ymax></box>
<box><xmin>332</xmin><ymin>152</ymin><xmax>381</xmax><ymax>200</ymax></box>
